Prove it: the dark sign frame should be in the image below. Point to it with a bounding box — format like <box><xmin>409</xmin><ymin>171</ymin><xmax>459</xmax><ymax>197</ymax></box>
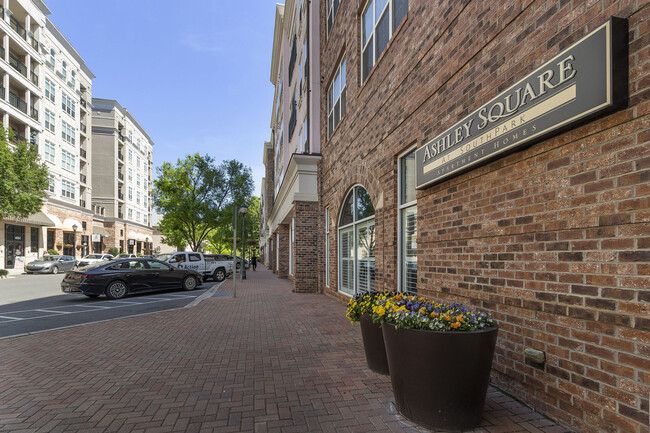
<box><xmin>416</xmin><ymin>17</ymin><xmax>628</xmax><ymax>189</ymax></box>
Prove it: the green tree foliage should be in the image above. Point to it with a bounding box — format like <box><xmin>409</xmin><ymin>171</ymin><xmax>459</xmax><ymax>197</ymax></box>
<box><xmin>206</xmin><ymin>195</ymin><xmax>260</xmax><ymax>255</ymax></box>
<box><xmin>0</xmin><ymin>125</ymin><xmax>49</xmax><ymax>219</ymax></box>
<box><xmin>152</xmin><ymin>155</ymin><xmax>253</xmax><ymax>252</ymax></box>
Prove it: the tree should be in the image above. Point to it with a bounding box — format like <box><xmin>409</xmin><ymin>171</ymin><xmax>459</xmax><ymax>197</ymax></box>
<box><xmin>152</xmin><ymin>154</ymin><xmax>253</xmax><ymax>251</ymax></box>
<box><xmin>0</xmin><ymin>125</ymin><xmax>49</xmax><ymax>219</ymax></box>
<box><xmin>207</xmin><ymin>195</ymin><xmax>260</xmax><ymax>255</ymax></box>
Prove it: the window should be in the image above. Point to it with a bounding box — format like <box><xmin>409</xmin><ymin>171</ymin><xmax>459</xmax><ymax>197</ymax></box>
<box><xmin>338</xmin><ymin>186</ymin><xmax>375</xmax><ymax>295</ymax></box>
<box><xmin>136</xmin><ymin>191</ymin><xmax>140</xmax><ymax>205</ymax></box>
<box><xmin>137</xmin><ymin>156</ymin><xmax>141</xmax><ymax>169</ymax></box>
<box><xmin>61</xmin><ymin>179</ymin><xmax>75</xmax><ymax>199</ymax></box>
<box><xmin>361</xmin><ymin>0</ymin><xmax>408</xmax><ymax>83</ymax></box>
<box><xmin>128</xmin><ymin>187</ymin><xmax>133</xmax><ymax>200</ymax></box>
<box><xmin>31</xmin><ymin>227</ymin><xmax>39</xmax><ymax>252</ymax></box>
<box><xmin>45</xmin><ymin>78</ymin><xmax>55</xmax><ymax>102</ymax></box>
<box><xmin>44</xmin><ymin>109</ymin><xmax>55</xmax><ymax>133</ymax></box>
<box><xmin>128</xmin><ymin>208</ymin><xmax>133</xmax><ymax>219</ymax></box>
<box><xmin>189</xmin><ymin>253</ymin><xmax>201</xmax><ymax>262</ymax></box>
<box><xmin>299</xmin><ymin>117</ymin><xmax>308</xmax><ymax>153</ymax></box>
<box><xmin>61</xmin><ymin>61</ymin><xmax>67</xmax><ymax>81</ymax></box>
<box><xmin>325</xmin><ymin>207</ymin><xmax>330</xmax><ymax>286</ymax></box>
<box><xmin>327</xmin><ymin>57</ymin><xmax>346</xmax><ymax>137</ymax></box>
<box><xmin>137</xmin><ymin>174</ymin><xmax>141</xmax><ymax>187</ymax></box>
<box><xmin>144</xmin><ymin>195</ymin><xmax>148</xmax><ymax>207</ymax></box>
<box><xmin>48</xmin><ymin>49</ymin><xmax>55</xmax><ymax>70</ymax></box>
<box><xmin>143</xmin><ymin>214</ymin><xmax>147</xmax><ymax>225</ymax></box>
<box><xmin>61</xmin><ymin>92</ymin><xmax>75</xmax><ymax>118</ymax></box>
<box><xmin>327</xmin><ymin>0</ymin><xmax>340</xmax><ymax>34</ymax></box>
<box><xmin>70</xmin><ymin>70</ymin><xmax>75</xmax><ymax>87</ymax></box>
<box><xmin>128</xmin><ymin>149</ymin><xmax>133</xmax><ymax>162</ymax></box>
<box><xmin>128</xmin><ymin>168</ymin><xmax>133</xmax><ymax>182</ymax></box>
<box><xmin>289</xmin><ymin>218</ymin><xmax>294</xmax><ymax>275</ymax></box>
<box><xmin>61</xmin><ymin>120</ymin><xmax>75</xmax><ymax>145</ymax></box>
<box><xmin>136</xmin><ymin>211</ymin><xmax>140</xmax><ymax>222</ymax></box>
<box><xmin>48</xmin><ymin>176</ymin><xmax>55</xmax><ymax>193</ymax></box>
<box><xmin>61</xmin><ymin>149</ymin><xmax>75</xmax><ymax>171</ymax></box>
<box><xmin>44</xmin><ymin>140</ymin><xmax>56</xmax><ymax>163</ymax></box>
<box><xmin>398</xmin><ymin>148</ymin><xmax>417</xmax><ymax>294</ymax></box>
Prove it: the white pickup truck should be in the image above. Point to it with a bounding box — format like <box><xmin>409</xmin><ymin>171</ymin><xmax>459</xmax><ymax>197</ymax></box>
<box><xmin>154</xmin><ymin>252</ymin><xmax>232</xmax><ymax>282</ymax></box>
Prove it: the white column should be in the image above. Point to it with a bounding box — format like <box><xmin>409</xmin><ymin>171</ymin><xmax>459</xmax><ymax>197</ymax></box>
<box><xmin>2</xmin><ymin>34</ymin><xmax>7</xmax><ymax>62</ymax></box>
<box><xmin>2</xmin><ymin>73</ymin><xmax>8</xmax><ymax>101</ymax></box>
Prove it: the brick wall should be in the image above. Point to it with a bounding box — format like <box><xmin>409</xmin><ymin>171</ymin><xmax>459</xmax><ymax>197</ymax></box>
<box><xmin>294</xmin><ymin>201</ymin><xmax>320</xmax><ymax>293</ymax></box>
<box><xmin>277</xmin><ymin>224</ymin><xmax>290</xmax><ymax>278</ymax></box>
<box><xmin>320</xmin><ymin>1</ymin><xmax>649</xmax><ymax>432</ymax></box>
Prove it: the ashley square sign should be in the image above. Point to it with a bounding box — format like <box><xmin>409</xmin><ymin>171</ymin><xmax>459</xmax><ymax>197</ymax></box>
<box><xmin>416</xmin><ymin>17</ymin><xmax>628</xmax><ymax>189</ymax></box>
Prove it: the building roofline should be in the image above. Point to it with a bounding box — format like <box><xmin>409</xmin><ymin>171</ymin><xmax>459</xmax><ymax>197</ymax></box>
<box><xmin>269</xmin><ymin>4</ymin><xmax>284</xmax><ymax>84</ymax></box>
<box><xmin>92</xmin><ymin>98</ymin><xmax>155</xmax><ymax>145</ymax></box>
<box><xmin>45</xmin><ymin>18</ymin><xmax>95</xmax><ymax>79</ymax></box>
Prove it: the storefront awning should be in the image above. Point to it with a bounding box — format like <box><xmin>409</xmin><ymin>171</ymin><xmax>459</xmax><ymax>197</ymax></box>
<box><xmin>6</xmin><ymin>211</ymin><xmax>56</xmax><ymax>227</ymax></box>
<box><xmin>93</xmin><ymin>226</ymin><xmax>111</xmax><ymax>237</ymax></box>
<box><xmin>62</xmin><ymin>218</ymin><xmax>82</xmax><ymax>231</ymax></box>
<box><xmin>128</xmin><ymin>231</ymin><xmax>149</xmax><ymax>242</ymax></box>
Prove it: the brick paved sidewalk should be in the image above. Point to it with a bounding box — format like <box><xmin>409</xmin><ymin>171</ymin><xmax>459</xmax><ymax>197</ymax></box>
<box><xmin>0</xmin><ymin>266</ymin><xmax>572</xmax><ymax>433</ymax></box>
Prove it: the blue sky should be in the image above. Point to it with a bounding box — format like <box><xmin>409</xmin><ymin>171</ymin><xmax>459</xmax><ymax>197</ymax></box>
<box><xmin>46</xmin><ymin>0</ymin><xmax>277</xmax><ymax>196</ymax></box>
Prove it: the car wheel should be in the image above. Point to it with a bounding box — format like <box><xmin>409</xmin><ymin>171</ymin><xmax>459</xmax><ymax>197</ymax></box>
<box><xmin>182</xmin><ymin>275</ymin><xmax>198</xmax><ymax>291</ymax></box>
<box><xmin>51</xmin><ymin>266</ymin><xmax>59</xmax><ymax>275</ymax></box>
<box><xmin>213</xmin><ymin>268</ymin><xmax>226</xmax><ymax>282</ymax></box>
<box><xmin>84</xmin><ymin>294</ymin><xmax>99</xmax><ymax>298</ymax></box>
<box><xmin>236</xmin><ymin>262</ymin><xmax>241</xmax><ymax>270</ymax></box>
<box><xmin>106</xmin><ymin>281</ymin><xmax>128</xmax><ymax>299</ymax></box>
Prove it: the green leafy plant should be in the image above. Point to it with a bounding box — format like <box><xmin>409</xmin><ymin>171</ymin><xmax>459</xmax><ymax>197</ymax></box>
<box><xmin>0</xmin><ymin>269</ymin><xmax>8</xmax><ymax>278</ymax></box>
<box><xmin>108</xmin><ymin>247</ymin><xmax>119</xmax><ymax>257</ymax></box>
<box><xmin>47</xmin><ymin>249</ymin><xmax>58</xmax><ymax>255</ymax></box>
<box><xmin>346</xmin><ymin>291</ymin><xmax>395</xmax><ymax>324</ymax></box>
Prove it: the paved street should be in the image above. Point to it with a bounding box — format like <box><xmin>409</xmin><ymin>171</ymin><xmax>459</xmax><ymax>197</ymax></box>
<box><xmin>0</xmin><ymin>273</ymin><xmax>66</xmax><ymax>306</ymax></box>
<box><xmin>0</xmin><ymin>266</ymin><xmax>571</xmax><ymax>432</ymax></box>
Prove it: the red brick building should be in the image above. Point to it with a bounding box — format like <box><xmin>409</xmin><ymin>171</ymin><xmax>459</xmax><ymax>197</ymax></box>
<box><xmin>319</xmin><ymin>1</ymin><xmax>649</xmax><ymax>432</ymax></box>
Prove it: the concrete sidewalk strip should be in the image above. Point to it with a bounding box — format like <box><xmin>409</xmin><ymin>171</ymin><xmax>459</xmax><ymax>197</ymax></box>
<box><xmin>0</xmin><ymin>266</ymin><xmax>570</xmax><ymax>433</ymax></box>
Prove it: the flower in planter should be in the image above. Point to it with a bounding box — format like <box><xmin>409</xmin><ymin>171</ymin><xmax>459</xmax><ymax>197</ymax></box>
<box><xmin>346</xmin><ymin>291</ymin><xmax>395</xmax><ymax>324</ymax></box>
<box><xmin>372</xmin><ymin>295</ymin><xmax>495</xmax><ymax>331</ymax></box>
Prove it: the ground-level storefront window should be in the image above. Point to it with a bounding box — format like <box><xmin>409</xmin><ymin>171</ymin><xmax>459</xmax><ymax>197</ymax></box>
<box><xmin>338</xmin><ymin>186</ymin><xmax>375</xmax><ymax>296</ymax></box>
<box><xmin>399</xmin><ymin>149</ymin><xmax>417</xmax><ymax>293</ymax></box>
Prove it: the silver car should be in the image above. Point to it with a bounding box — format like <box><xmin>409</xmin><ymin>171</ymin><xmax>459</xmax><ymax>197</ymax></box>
<box><xmin>76</xmin><ymin>254</ymin><xmax>114</xmax><ymax>268</ymax></box>
<box><xmin>25</xmin><ymin>255</ymin><xmax>77</xmax><ymax>274</ymax></box>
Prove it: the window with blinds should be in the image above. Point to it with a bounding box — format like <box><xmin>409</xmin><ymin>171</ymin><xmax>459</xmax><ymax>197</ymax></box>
<box><xmin>399</xmin><ymin>149</ymin><xmax>417</xmax><ymax>293</ymax></box>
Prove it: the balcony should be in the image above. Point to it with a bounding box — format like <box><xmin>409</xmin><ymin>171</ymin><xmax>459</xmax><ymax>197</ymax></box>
<box><xmin>0</xmin><ymin>45</ymin><xmax>4</xmax><ymax>59</ymax></box>
<box><xmin>9</xmin><ymin>16</ymin><xmax>27</xmax><ymax>41</ymax></box>
<box><xmin>79</xmin><ymin>199</ymin><xmax>86</xmax><ymax>208</ymax></box>
<box><xmin>30</xmin><ymin>106</ymin><xmax>37</xmax><ymax>120</ymax></box>
<box><xmin>118</xmin><ymin>212</ymin><xmax>124</xmax><ymax>219</ymax></box>
<box><xmin>0</xmin><ymin>85</ymin><xmax>4</xmax><ymax>100</ymax></box>
<box><xmin>30</xmin><ymin>36</ymin><xmax>38</xmax><ymax>51</ymax></box>
<box><xmin>80</xmin><ymin>97</ymin><xmax>87</xmax><ymax>108</ymax></box>
<box><xmin>80</xmin><ymin>147</ymin><xmax>87</xmax><ymax>159</ymax></box>
<box><xmin>118</xmin><ymin>151</ymin><xmax>124</xmax><ymax>161</ymax></box>
<box><xmin>9</xmin><ymin>53</ymin><xmax>27</xmax><ymax>77</ymax></box>
<box><xmin>80</xmin><ymin>173</ymin><xmax>87</xmax><ymax>184</ymax></box>
<box><xmin>118</xmin><ymin>171</ymin><xmax>124</xmax><ymax>181</ymax></box>
<box><xmin>30</xmin><ymin>69</ymin><xmax>37</xmax><ymax>86</ymax></box>
<box><xmin>80</xmin><ymin>122</ymin><xmax>86</xmax><ymax>133</ymax></box>
<box><xmin>118</xmin><ymin>191</ymin><xmax>124</xmax><ymax>200</ymax></box>
<box><xmin>9</xmin><ymin>91</ymin><xmax>27</xmax><ymax>113</ymax></box>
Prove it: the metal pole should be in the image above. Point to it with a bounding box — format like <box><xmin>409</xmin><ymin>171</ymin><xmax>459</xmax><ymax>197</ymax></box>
<box><xmin>232</xmin><ymin>203</ymin><xmax>237</xmax><ymax>298</ymax></box>
<box><xmin>241</xmin><ymin>211</ymin><xmax>247</xmax><ymax>280</ymax></box>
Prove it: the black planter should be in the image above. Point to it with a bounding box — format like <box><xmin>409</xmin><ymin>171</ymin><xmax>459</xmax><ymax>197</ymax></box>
<box><xmin>382</xmin><ymin>323</ymin><xmax>499</xmax><ymax>431</ymax></box>
<box><xmin>359</xmin><ymin>314</ymin><xmax>389</xmax><ymax>375</ymax></box>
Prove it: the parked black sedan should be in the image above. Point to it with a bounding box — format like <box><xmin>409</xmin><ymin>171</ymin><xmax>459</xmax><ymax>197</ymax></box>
<box><xmin>61</xmin><ymin>258</ymin><xmax>203</xmax><ymax>299</ymax></box>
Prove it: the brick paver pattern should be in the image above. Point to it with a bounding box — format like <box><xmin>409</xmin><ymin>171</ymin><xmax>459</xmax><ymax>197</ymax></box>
<box><xmin>0</xmin><ymin>266</ymin><xmax>572</xmax><ymax>432</ymax></box>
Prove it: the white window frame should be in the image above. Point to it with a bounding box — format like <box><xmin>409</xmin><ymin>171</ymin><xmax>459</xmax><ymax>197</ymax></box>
<box><xmin>61</xmin><ymin>92</ymin><xmax>75</xmax><ymax>118</ymax></box>
<box><xmin>48</xmin><ymin>176</ymin><xmax>55</xmax><ymax>193</ymax></box>
<box><xmin>61</xmin><ymin>149</ymin><xmax>75</xmax><ymax>172</ymax></box>
<box><xmin>48</xmin><ymin>49</ymin><xmax>55</xmax><ymax>71</ymax></box>
<box><xmin>44</xmin><ymin>109</ymin><xmax>55</xmax><ymax>133</ymax></box>
<box><xmin>338</xmin><ymin>185</ymin><xmax>375</xmax><ymax>296</ymax></box>
<box><xmin>325</xmin><ymin>207</ymin><xmax>330</xmax><ymax>287</ymax></box>
<box><xmin>327</xmin><ymin>57</ymin><xmax>346</xmax><ymax>138</ymax></box>
<box><xmin>61</xmin><ymin>120</ymin><xmax>75</xmax><ymax>145</ymax></box>
<box><xmin>397</xmin><ymin>146</ymin><xmax>417</xmax><ymax>294</ymax></box>
<box><xmin>361</xmin><ymin>0</ymin><xmax>407</xmax><ymax>83</ymax></box>
<box><xmin>61</xmin><ymin>179</ymin><xmax>75</xmax><ymax>199</ymax></box>
<box><xmin>45</xmin><ymin>78</ymin><xmax>55</xmax><ymax>102</ymax></box>
<box><xmin>326</xmin><ymin>0</ymin><xmax>340</xmax><ymax>35</ymax></box>
<box><xmin>44</xmin><ymin>140</ymin><xmax>55</xmax><ymax>163</ymax></box>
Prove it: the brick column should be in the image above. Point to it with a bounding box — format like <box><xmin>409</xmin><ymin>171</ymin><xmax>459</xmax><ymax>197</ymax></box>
<box><xmin>269</xmin><ymin>231</ymin><xmax>277</xmax><ymax>273</ymax></box>
<box><xmin>293</xmin><ymin>201</ymin><xmax>320</xmax><ymax>293</ymax></box>
<box><xmin>277</xmin><ymin>224</ymin><xmax>289</xmax><ymax>278</ymax></box>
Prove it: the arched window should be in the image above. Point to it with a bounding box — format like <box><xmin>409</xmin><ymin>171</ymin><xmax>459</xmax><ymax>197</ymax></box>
<box><xmin>338</xmin><ymin>186</ymin><xmax>375</xmax><ymax>295</ymax></box>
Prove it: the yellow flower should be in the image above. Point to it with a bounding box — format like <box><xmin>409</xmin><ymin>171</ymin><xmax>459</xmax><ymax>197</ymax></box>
<box><xmin>450</xmin><ymin>322</ymin><xmax>461</xmax><ymax>329</ymax></box>
<box><xmin>430</xmin><ymin>312</ymin><xmax>438</xmax><ymax>318</ymax></box>
<box><xmin>376</xmin><ymin>306</ymin><xmax>386</xmax><ymax>317</ymax></box>
<box><xmin>444</xmin><ymin>315</ymin><xmax>452</xmax><ymax>321</ymax></box>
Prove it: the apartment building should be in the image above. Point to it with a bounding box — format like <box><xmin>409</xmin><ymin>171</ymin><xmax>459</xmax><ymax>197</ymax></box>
<box><xmin>0</xmin><ymin>0</ymin><xmax>94</xmax><ymax>270</ymax></box>
<box><xmin>319</xmin><ymin>1</ymin><xmax>648</xmax><ymax>432</ymax></box>
<box><xmin>91</xmin><ymin>98</ymin><xmax>153</xmax><ymax>255</ymax></box>
<box><xmin>261</xmin><ymin>0</ymin><xmax>321</xmax><ymax>292</ymax></box>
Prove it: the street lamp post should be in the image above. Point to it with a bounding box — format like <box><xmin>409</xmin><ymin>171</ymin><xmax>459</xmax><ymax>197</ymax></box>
<box><xmin>145</xmin><ymin>237</ymin><xmax>149</xmax><ymax>255</ymax></box>
<box><xmin>239</xmin><ymin>204</ymin><xmax>248</xmax><ymax>280</ymax></box>
<box><xmin>232</xmin><ymin>203</ymin><xmax>238</xmax><ymax>298</ymax></box>
<box><xmin>72</xmin><ymin>223</ymin><xmax>78</xmax><ymax>262</ymax></box>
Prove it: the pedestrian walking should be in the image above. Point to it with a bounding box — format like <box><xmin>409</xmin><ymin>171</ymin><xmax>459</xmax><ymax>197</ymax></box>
<box><xmin>251</xmin><ymin>254</ymin><xmax>257</xmax><ymax>271</ymax></box>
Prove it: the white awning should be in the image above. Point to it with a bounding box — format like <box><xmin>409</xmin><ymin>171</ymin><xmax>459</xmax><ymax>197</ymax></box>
<box><xmin>93</xmin><ymin>226</ymin><xmax>111</xmax><ymax>237</ymax></box>
<box><xmin>44</xmin><ymin>213</ymin><xmax>63</xmax><ymax>228</ymax></box>
<box><xmin>5</xmin><ymin>212</ymin><xmax>56</xmax><ymax>227</ymax></box>
<box><xmin>62</xmin><ymin>218</ymin><xmax>82</xmax><ymax>231</ymax></box>
<box><xmin>128</xmin><ymin>231</ymin><xmax>149</xmax><ymax>242</ymax></box>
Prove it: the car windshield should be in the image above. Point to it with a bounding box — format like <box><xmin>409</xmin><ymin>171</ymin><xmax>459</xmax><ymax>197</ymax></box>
<box><xmin>36</xmin><ymin>256</ymin><xmax>58</xmax><ymax>262</ymax></box>
<box><xmin>83</xmin><ymin>255</ymin><xmax>103</xmax><ymax>259</ymax></box>
<box><xmin>155</xmin><ymin>253</ymin><xmax>172</xmax><ymax>262</ymax></box>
